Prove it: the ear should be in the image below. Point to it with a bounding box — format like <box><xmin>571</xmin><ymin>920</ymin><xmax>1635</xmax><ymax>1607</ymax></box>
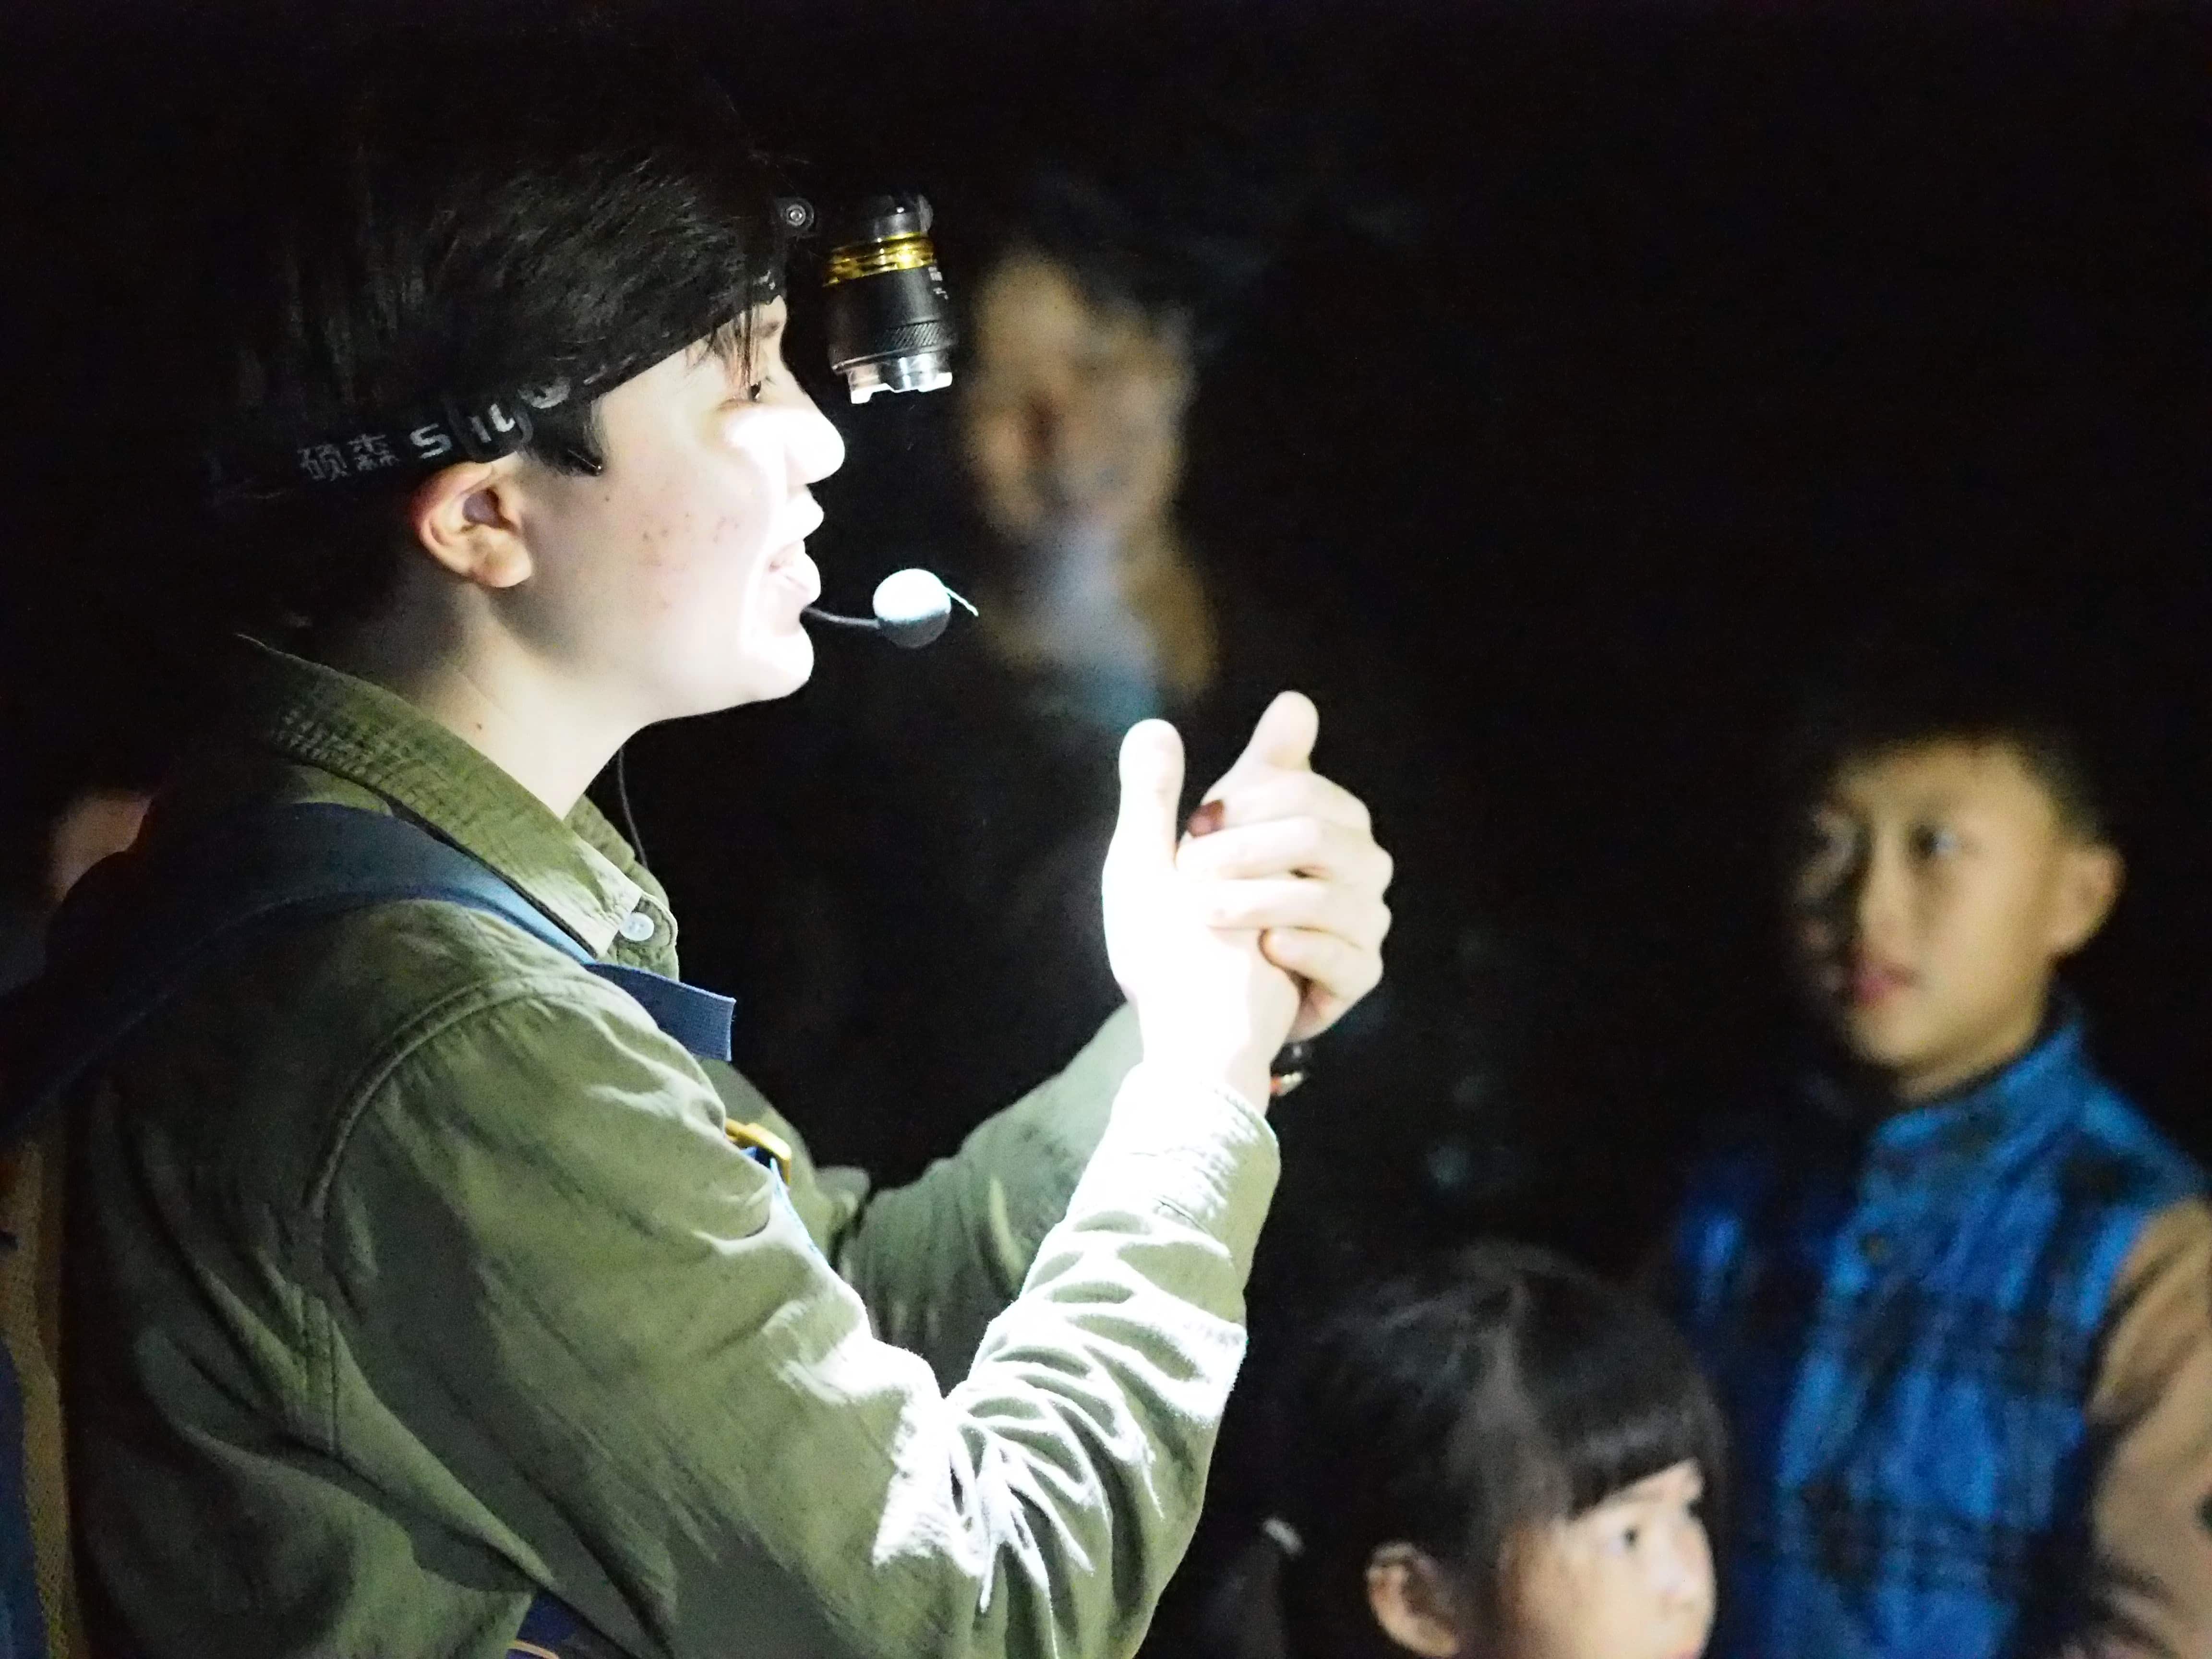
<box><xmin>2048</xmin><ymin>840</ymin><xmax>2124</xmax><ymax>957</ymax></box>
<box><xmin>1365</xmin><ymin>1544</ymin><xmax>1465</xmax><ymax>1659</ymax></box>
<box><xmin>406</xmin><ymin>457</ymin><xmax>533</xmax><ymax>590</ymax></box>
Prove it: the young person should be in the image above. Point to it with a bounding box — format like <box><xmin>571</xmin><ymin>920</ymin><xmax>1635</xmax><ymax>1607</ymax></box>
<box><xmin>1209</xmin><ymin>1243</ymin><xmax>1722</xmax><ymax>1659</ymax></box>
<box><xmin>32</xmin><ymin>29</ymin><xmax>1395</xmax><ymax>1659</ymax></box>
<box><xmin>1669</xmin><ymin>642</ymin><xmax>2212</xmax><ymax>1657</ymax></box>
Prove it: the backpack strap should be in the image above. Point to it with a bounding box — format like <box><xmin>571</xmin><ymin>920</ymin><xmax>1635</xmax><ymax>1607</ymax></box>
<box><xmin>5</xmin><ymin>802</ymin><xmax>734</xmax><ymax>1140</ymax></box>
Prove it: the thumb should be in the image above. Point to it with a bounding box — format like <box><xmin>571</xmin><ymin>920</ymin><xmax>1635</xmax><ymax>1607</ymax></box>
<box><xmin>1109</xmin><ymin>718</ymin><xmax>1187</xmax><ymax>880</ymax></box>
<box><xmin>1205</xmin><ymin>690</ymin><xmax>1319</xmax><ymax>805</ymax></box>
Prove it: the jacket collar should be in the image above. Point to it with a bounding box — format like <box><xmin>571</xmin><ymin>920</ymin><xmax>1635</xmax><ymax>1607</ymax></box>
<box><xmin>1802</xmin><ymin>1003</ymin><xmax>2095</xmax><ymax>1185</ymax></box>
<box><xmin>186</xmin><ymin>636</ymin><xmax>674</xmax><ymax>965</ymax></box>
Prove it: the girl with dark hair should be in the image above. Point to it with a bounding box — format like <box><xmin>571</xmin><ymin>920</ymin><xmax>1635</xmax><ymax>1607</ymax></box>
<box><xmin>1214</xmin><ymin>1243</ymin><xmax>1722</xmax><ymax>1659</ymax></box>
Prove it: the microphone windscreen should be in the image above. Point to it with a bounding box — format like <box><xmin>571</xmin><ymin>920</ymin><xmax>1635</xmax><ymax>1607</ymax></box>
<box><xmin>871</xmin><ymin>568</ymin><xmax>974</xmax><ymax>649</ymax></box>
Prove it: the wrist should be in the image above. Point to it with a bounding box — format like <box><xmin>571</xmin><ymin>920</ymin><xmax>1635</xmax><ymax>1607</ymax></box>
<box><xmin>1219</xmin><ymin>1059</ymin><xmax>1272</xmax><ymax>1118</ymax></box>
<box><xmin>1135</xmin><ymin>1027</ymin><xmax>1274</xmax><ymax>1117</ymax></box>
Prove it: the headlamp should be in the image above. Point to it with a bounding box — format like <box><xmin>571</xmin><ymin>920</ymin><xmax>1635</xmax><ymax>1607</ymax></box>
<box><xmin>815</xmin><ymin>193</ymin><xmax>958</xmax><ymax>404</ymax></box>
<box><xmin>206</xmin><ymin>191</ymin><xmax>959</xmax><ymax>503</ymax></box>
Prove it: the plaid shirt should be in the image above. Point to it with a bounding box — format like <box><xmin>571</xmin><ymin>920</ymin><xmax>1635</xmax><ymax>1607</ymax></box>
<box><xmin>1671</xmin><ymin>1018</ymin><xmax>2203</xmax><ymax>1659</ymax></box>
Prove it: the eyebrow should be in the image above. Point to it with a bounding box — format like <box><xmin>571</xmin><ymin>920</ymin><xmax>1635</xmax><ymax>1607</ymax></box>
<box><xmin>1614</xmin><ymin>1470</ymin><xmax>1703</xmax><ymax>1506</ymax></box>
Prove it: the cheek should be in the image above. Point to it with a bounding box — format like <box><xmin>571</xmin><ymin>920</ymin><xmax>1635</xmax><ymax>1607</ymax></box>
<box><xmin>1112</xmin><ymin>378</ymin><xmax>1182</xmax><ymax>463</ymax></box>
<box><xmin>1505</xmin><ymin>1543</ymin><xmax>1612</xmax><ymax>1659</ymax></box>
<box><xmin>967</xmin><ymin>403</ymin><xmax>1031</xmax><ymax>468</ymax></box>
<box><xmin>633</xmin><ymin>470</ymin><xmax>778</xmax><ymax>607</ymax></box>
<box><xmin>1924</xmin><ymin>875</ymin><xmax>2035</xmax><ymax>984</ymax></box>
<box><xmin>964</xmin><ymin>410</ymin><xmax>1031</xmax><ymax>497</ymax></box>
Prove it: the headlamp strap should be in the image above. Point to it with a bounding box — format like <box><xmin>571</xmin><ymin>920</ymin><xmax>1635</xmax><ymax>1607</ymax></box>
<box><xmin>206</xmin><ymin>377</ymin><xmax>582</xmax><ymax>504</ymax></box>
<box><xmin>204</xmin><ymin>215</ymin><xmax>807</xmax><ymax>507</ymax></box>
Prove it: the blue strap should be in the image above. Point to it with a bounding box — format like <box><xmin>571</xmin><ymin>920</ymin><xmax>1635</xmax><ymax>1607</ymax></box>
<box><xmin>588</xmin><ymin>963</ymin><xmax>734</xmax><ymax>1064</ymax></box>
<box><xmin>7</xmin><ymin>803</ymin><xmax>734</xmax><ymax>1138</ymax></box>
<box><xmin>509</xmin><ymin>1591</ymin><xmax>584</xmax><ymax>1656</ymax></box>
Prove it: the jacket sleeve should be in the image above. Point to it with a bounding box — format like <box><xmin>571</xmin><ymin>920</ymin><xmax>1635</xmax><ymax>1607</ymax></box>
<box><xmin>827</xmin><ymin>1010</ymin><xmax>1141</xmax><ymax>1385</ymax></box>
<box><xmin>322</xmin><ymin>977</ymin><xmax>1269</xmax><ymax>1659</ymax></box>
<box><xmin>2061</xmin><ymin>1196</ymin><xmax>2212</xmax><ymax>1658</ymax></box>
<box><xmin>696</xmin><ymin>1010</ymin><xmax>1140</xmax><ymax>1387</ymax></box>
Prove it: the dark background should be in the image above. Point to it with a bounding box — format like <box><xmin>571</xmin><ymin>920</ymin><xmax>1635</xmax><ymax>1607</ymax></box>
<box><xmin>3</xmin><ymin>4</ymin><xmax>2209</xmax><ymax>1578</ymax></box>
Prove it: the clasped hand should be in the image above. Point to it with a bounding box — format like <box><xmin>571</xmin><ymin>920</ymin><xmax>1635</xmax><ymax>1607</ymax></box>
<box><xmin>1102</xmin><ymin>691</ymin><xmax>1394</xmax><ymax>1111</ymax></box>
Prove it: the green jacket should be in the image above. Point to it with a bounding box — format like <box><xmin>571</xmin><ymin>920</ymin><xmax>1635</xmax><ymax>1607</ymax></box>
<box><xmin>61</xmin><ymin>641</ymin><xmax>1279</xmax><ymax>1659</ymax></box>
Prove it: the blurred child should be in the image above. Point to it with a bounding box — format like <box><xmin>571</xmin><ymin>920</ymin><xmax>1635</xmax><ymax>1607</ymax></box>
<box><xmin>1215</xmin><ymin>1242</ymin><xmax>1722</xmax><ymax>1659</ymax></box>
<box><xmin>1670</xmin><ymin>638</ymin><xmax>2212</xmax><ymax>1657</ymax></box>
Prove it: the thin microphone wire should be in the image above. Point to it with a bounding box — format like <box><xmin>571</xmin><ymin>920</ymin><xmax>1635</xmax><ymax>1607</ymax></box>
<box><xmin>613</xmin><ymin>745</ymin><xmax>649</xmax><ymax>868</ymax></box>
<box><xmin>801</xmin><ymin>607</ymin><xmax>882</xmax><ymax>631</ymax></box>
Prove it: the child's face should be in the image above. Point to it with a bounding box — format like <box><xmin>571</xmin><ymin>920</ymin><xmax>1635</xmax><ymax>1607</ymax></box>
<box><xmin>1787</xmin><ymin>739</ymin><xmax>2119</xmax><ymax>1101</ymax></box>
<box><xmin>1504</xmin><ymin>1460</ymin><xmax>1714</xmax><ymax>1659</ymax></box>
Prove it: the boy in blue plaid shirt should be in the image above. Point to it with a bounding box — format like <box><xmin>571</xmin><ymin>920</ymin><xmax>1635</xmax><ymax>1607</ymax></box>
<box><xmin>1669</xmin><ymin>642</ymin><xmax>2212</xmax><ymax>1658</ymax></box>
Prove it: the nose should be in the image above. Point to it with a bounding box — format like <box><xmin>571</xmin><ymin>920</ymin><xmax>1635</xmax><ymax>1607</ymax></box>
<box><xmin>785</xmin><ymin>390</ymin><xmax>847</xmax><ymax>487</ymax></box>
<box><xmin>1655</xmin><ymin>1524</ymin><xmax>1715</xmax><ymax>1613</ymax></box>
<box><xmin>1852</xmin><ymin>838</ymin><xmax>1911</xmax><ymax>952</ymax></box>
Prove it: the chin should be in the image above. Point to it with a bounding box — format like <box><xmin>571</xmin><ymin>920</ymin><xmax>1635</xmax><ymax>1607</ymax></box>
<box><xmin>659</xmin><ymin>637</ymin><xmax>816</xmax><ymax>720</ymax></box>
<box><xmin>755</xmin><ymin>635</ymin><xmax>816</xmax><ymax>700</ymax></box>
<box><xmin>1805</xmin><ymin>994</ymin><xmax>1902</xmax><ymax>1068</ymax></box>
<box><xmin>1838</xmin><ymin>1012</ymin><xmax>1934</xmax><ymax>1077</ymax></box>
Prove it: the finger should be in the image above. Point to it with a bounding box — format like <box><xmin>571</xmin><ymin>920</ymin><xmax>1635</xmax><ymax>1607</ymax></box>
<box><xmin>1195</xmin><ymin>878</ymin><xmax>1392</xmax><ymax>950</ymax></box>
<box><xmin>1235</xmin><ymin>690</ymin><xmax>1319</xmax><ymax>773</ymax></box>
<box><xmin>1201</xmin><ymin>690</ymin><xmax>1319</xmax><ymax>803</ymax></box>
<box><xmin>1192</xmin><ymin>770</ymin><xmax>1373</xmax><ymax>839</ymax></box>
<box><xmin>1178</xmin><ymin>817</ymin><xmax>1395</xmax><ymax>887</ymax></box>
<box><xmin>1259</xmin><ymin>927</ymin><xmax>1381</xmax><ymax>1037</ymax></box>
<box><xmin>1262</xmin><ymin>926</ymin><xmax>1381</xmax><ymax>1004</ymax></box>
<box><xmin>1106</xmin><ymin>719</ymin><xmax>1186</xmax><ymax>885</ymax></box>
<box><xmin>1288</xmin><ymin>991</ymin><xmax>1350</xmax><ymax>1045</ymax></box>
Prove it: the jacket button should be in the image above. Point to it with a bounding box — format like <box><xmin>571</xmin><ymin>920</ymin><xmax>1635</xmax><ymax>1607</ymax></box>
<box><xmin>619</xmin><ymin>909</ymin><xmax>657</xmax><ymax>943</ymax></box>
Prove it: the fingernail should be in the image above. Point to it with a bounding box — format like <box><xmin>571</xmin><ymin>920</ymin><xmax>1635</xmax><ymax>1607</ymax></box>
<box><xmin>1186</xmin><ymin>800</ymin><xmax>1225</xmax><ymax>838</ymax></box>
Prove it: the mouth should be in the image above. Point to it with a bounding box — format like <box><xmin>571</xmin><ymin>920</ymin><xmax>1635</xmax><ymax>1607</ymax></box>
<box><xmin>766</xmin><ymin>497</ymin><xmax>825</xmax><ymax>605</ymax></box>
<box><xmin>1832</xmin><ymin>955</ymin><xmax>1913</xmax><ymax>1010</ymax></box>
<box><xmin>767</xmin><ymin>541</ymin><xmax>821</xmax><ymax>605</ymax></box>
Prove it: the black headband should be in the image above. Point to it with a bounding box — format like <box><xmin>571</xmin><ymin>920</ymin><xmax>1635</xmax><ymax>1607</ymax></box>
<box><xmin>206</xmin><ymin>373</ymin><xmax>599</xmax><ymax>507</ymax></box>
<box><xmin>204</xmin><ymin>227</ymin><xmax>802</xmax><ymax>507</ymax></box>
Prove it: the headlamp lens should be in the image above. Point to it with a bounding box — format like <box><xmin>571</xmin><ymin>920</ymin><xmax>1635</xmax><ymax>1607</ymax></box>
<box><xmin>819</xmin><ymin>194</ymin><xmax>958</xmax><ymax>404</ymax></box>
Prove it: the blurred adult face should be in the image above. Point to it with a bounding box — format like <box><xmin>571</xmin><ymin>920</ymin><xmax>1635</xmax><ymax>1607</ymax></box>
<box><xmin>1788</xmin><ymin>740</ymin><xmax>2119</xmax><ymax>1101</ymax></box>
<box><xmin>959</xmin><ymin>250</ymin><xmax>1192</xmax><ymax>550</ymax></box>
<box><xmin>510</xmin><ymin>298</ymin><xmax>846</xmax><ymax>720</ymax></box>
<box><xmin>1504</xmin><ymin>1462</ymin><xmax>1715</xmax><ymax>1659</ymax></box>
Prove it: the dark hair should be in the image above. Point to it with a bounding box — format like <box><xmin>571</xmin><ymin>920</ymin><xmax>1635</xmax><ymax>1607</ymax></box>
<box><xmin>1215</xmin><ymin>1243</ymin><xmax>1724</xmax><ymax>1659</ymax></box>
<box><xmin>975</xmin><ymin>166</ymin><xmax>1278</xmax><ymax>352</ymax></box>
<box><xmin>197</xmin><ymin>23</ymin><xmax>786</xmax><ymax>640</ymax></box>
<box><xmin>957</xmin><ymin>42</ymin><xmax>1410</xmax><ymax>359</ymax></box>
<box><xmin>1781</xmin><ymin>625</ymin><xmax>2111</xmax><ymax>841</ymax></box>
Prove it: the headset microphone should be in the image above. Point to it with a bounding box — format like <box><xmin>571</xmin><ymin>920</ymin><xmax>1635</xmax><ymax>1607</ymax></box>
<box><xmin>805</xmin><ymin>568</ymin><xmax>976</xmax><ymax>649</ymax></box>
